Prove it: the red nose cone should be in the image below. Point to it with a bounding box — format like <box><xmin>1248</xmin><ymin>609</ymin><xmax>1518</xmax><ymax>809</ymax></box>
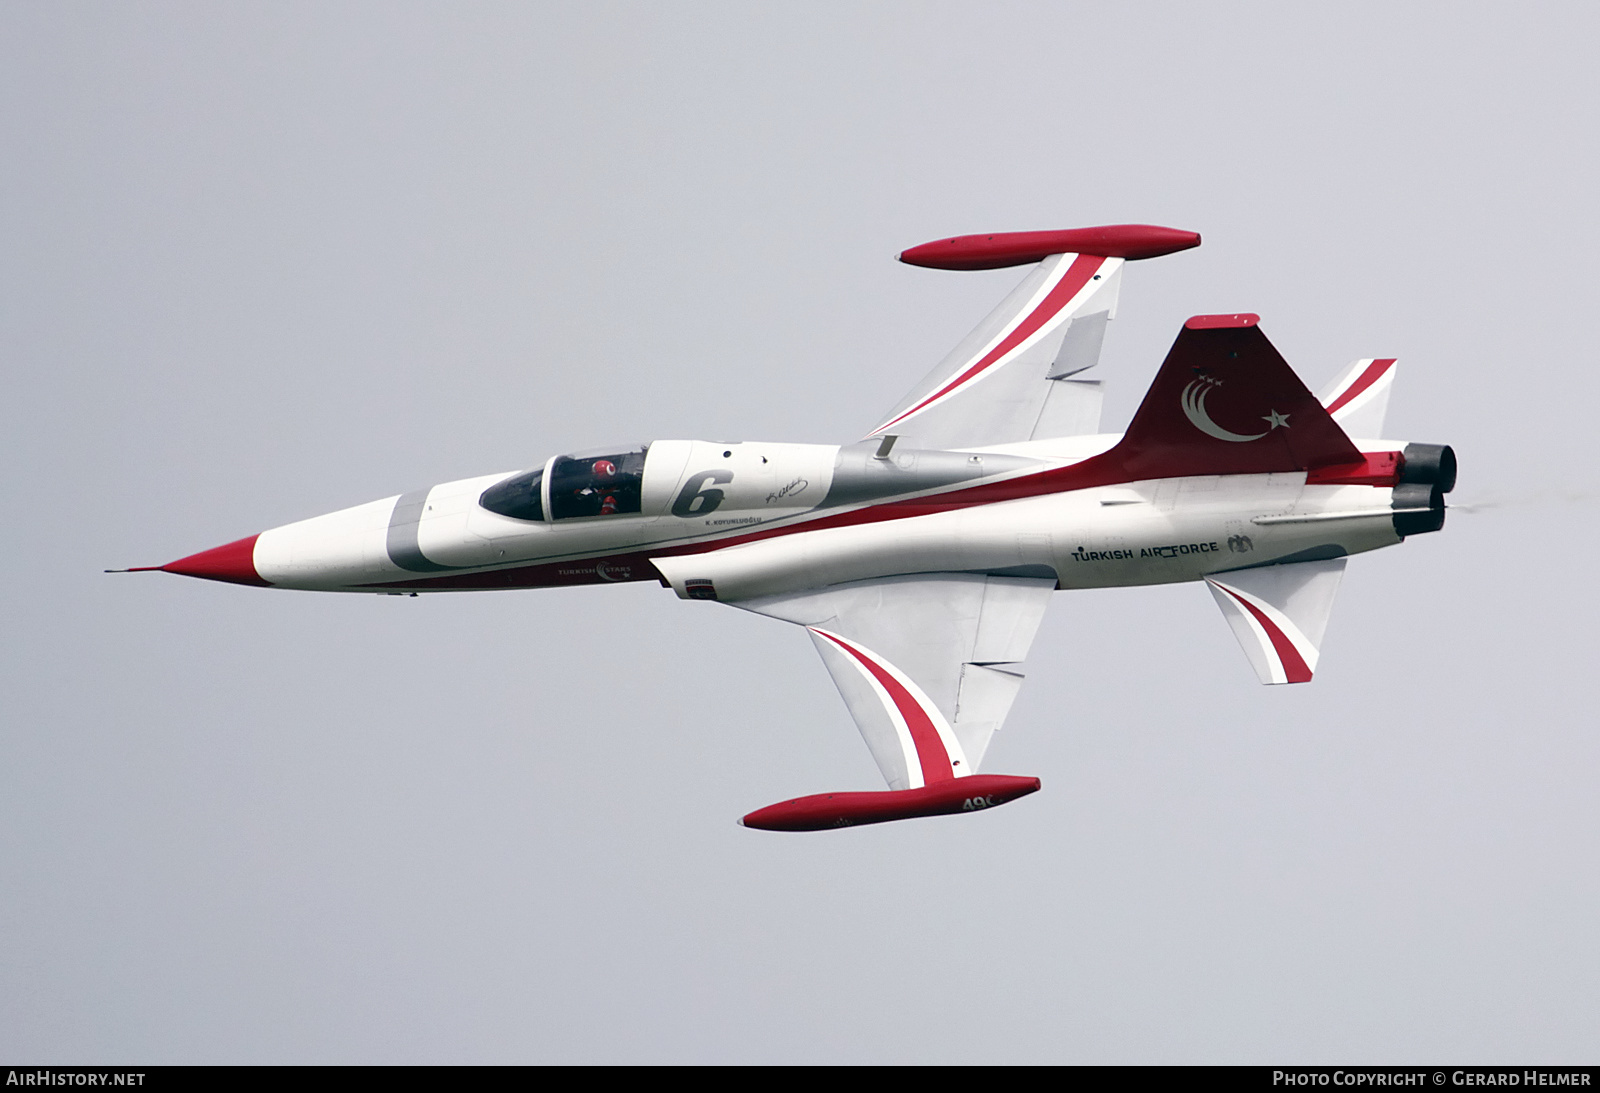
<box><xmin>161</xmin><ymin>534</ymin><xmax>269</xmax><ymax>586</ymax></box>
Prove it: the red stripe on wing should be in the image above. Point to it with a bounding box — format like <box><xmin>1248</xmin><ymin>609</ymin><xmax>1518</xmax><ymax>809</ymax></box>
<box><xmin>812</xmin><ymin>629</ymin><xmax>955</xmax><ymax>786</ymax></box>
<box><xmin>873</xmin><ymin>254</ymin><xmax>1106</xmax><ymax>434</ymax></box>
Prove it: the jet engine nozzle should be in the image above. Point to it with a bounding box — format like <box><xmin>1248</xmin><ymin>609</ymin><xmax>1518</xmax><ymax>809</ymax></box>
<box><xmin>1392</xmin><ymin>443</ymin><xmax>1454</xmax><ymax>537</ymax></box>
<box><xmin>1400</xmin><ymin>443</ymin><xmax>1457</xmax><ymax>494</ymax></box>
<box><xmin>1392</xmin><ymin>482</ymin><xmax>1446</xmax><ymax>537</ymax></box>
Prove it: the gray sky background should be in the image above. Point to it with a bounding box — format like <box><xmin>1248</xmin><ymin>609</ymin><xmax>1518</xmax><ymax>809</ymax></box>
<box><xmin>4</xmin><ymin>1</ymin><xmax>1598</xmax><ymax>1064</ymax></box>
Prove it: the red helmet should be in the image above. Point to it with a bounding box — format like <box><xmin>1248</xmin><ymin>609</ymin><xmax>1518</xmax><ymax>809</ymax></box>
<box><xmin>592</xmin><ymin>459</ymin><xmax>618</xmax><ymax>479</ymax></box>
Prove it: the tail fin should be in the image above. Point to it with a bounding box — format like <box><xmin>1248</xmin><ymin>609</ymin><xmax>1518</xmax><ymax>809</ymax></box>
<box><xmin>1111</xmin><ymin>314</ymin><xmax>1361</xmax><ymax>478</ymax></box>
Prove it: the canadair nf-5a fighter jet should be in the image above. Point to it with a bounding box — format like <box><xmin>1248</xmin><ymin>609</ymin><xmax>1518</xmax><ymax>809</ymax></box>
<box><xmin>126</xmin><ymin>224</ymin><xmax>1455</xmax><ymax>831</ymax></box>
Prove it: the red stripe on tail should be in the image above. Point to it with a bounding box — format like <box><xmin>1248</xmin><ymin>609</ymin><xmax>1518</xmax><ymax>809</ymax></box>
<box><xmin>1326</xmin><ymin>358</ymin><xmax>1396</xmax><ymax>416</ymax></box>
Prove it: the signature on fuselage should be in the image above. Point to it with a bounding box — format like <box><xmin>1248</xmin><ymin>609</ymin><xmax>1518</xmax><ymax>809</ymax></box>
<box><xmin>766</xmin><ymin>477</ymin><xmax>808</xmax><ymax>504</ymax></box>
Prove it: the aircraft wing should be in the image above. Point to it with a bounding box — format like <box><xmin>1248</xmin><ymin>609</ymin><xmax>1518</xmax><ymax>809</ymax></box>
<box><xmin>865</xmin><ymin>224</ymin><xmax>1202</xmax><ymax>450</ymax></box>
<box><xmin>731</xmin><ymin>573</ymin><xmax>1056</xmax><ymax>790</ymax></box>
<box><xmin>865</xmin><ymin>253</ymin><xmax>1125</xmax><ymax>450</ymax></box>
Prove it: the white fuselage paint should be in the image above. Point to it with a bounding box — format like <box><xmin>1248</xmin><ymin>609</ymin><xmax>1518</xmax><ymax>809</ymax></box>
<box><xmin>251</xmin><ymin>435</ymin><xmax>1408</xmax><ymax>597</ymax></box>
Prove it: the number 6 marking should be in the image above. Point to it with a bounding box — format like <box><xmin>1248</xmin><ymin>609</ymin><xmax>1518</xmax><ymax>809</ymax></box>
<box><xmin>672</xmin><ymin>470</ymin><xmax>733</xmax><ymax>517</ymax></box>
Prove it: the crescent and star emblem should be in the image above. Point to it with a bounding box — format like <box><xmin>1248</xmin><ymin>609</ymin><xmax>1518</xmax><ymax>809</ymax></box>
<box><xmin>1181</xmin><ymin>376</ymin><xmax>1290</xmax><ymax>443</ymax></box>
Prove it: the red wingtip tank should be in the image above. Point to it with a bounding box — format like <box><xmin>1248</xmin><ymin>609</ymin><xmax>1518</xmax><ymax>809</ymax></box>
<box><xmin>740</xmin><ymin>774</ymin><xmax>1042</xmax><ymax>831</ymax></box>
<box><xmin>897</xmin><ymin>224</ymin><xmax>1201</xmax><ymax>271</ymax></box>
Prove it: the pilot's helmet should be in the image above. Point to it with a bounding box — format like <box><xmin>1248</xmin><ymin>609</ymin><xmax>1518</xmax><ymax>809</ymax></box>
<box><xmin>592</xmin><ymin>459</ymin><xmax>618</xmax><ymax>479</ymax></box>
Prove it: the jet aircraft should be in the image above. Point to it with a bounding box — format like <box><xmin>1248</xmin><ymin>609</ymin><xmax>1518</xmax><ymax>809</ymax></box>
<box><xmin>127</xmin><ymin>224</ymin><xmax>1456</xmax><ymax>830</ymax></box>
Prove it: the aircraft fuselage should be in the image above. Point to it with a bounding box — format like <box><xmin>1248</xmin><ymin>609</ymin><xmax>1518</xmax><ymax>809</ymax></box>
<box><xmin>213</xmin><ymin>433</ymin><xmax>1427</xmax><ymax>601</ymax></box>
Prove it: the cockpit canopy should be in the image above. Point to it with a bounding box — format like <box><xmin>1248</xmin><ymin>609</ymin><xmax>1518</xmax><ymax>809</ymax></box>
<box><xmin>479</xmin><ymin>445</ymin><xmax>648</xmax><ymax>523</ymax></box>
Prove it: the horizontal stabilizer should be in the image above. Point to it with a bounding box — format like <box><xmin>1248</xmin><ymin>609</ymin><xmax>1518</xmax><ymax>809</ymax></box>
<box><xmin>1206</xmin><ymin>558</ymin><xmax>1347</xmax><ymax>685</ymax></box>
<box><xmin>1109</xmin><ymin>315</ymin><xmax>1363</xmax><ymax>479</ymax></box>
<box><xmin>741</xmin><ymin>774</ymin><xmax>1041</xmax><ymax>831</ymax></box>
<box><xmin>1318</xmin><ymin>358</ymin><xmax>1398</xmax><ymax>438</ymax></box>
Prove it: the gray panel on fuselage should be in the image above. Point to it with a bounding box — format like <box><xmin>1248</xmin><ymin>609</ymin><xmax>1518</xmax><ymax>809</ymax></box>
<box><xmin>819</xmin><ymin>443</ymin><xmax>1039</xmax><ymax>510</ymax></box>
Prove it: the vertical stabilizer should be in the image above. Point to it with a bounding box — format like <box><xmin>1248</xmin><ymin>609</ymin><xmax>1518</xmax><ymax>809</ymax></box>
<box><xmin>1109</xmin><ymin>315</ymin><xmax>1362</xmax><ymax>479</ymax></box>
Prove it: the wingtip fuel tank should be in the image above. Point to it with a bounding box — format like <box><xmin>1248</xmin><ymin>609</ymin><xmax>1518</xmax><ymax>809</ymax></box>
<box><xmin>740</xmin><ymin>775</ymin><xmax>1043</xmax><ymax>832</ymax></box>
<box><xmin>897</xmin><ymin>223</ymin><xmax>1201</xmax><ymax>270</ymax></box>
